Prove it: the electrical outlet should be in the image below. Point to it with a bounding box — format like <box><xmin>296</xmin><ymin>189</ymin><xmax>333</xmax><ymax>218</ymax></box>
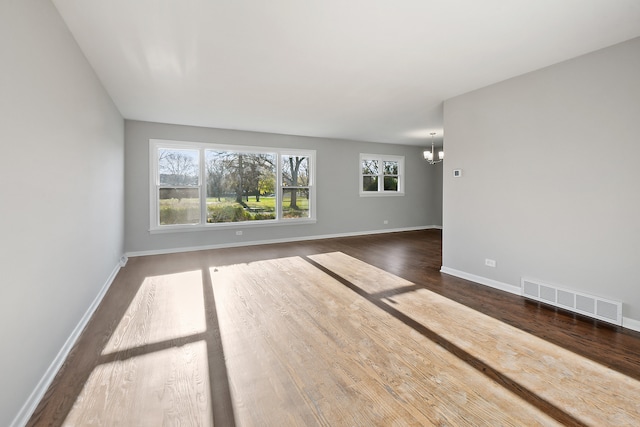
<box><xmin>485</xmin><ymin>258</ymin><xmax>496</xmax><ymax>268</ymax></box>
<box><xmin>235</xmin><ymin>230</ymin><xmax>243</xmax><ymax>236</ymax></box>
<box><xmin>383</xmin><ymin>220</ymin><xmax>389</xmax><ymax>224</ymax></box>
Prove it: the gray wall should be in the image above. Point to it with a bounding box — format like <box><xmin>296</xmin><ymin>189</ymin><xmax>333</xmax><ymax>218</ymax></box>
<box><xmin>125</xmin><ymin>120</ymin><xmax>442</xmax><ymax>254</ymax></box>
<box><xmin>432</xmin><ymin>161</ymin><xmax>443</xmax><ymax>226</ymax></box>
<box><xmin>0</xmin><ymin>1</ymin><xmax>124</xmax><ymax>426</ymax></box>
<box><xmin>442</xmin><ymin>37</ymin><xmax>640</xmax><ymax>323</ymax></box>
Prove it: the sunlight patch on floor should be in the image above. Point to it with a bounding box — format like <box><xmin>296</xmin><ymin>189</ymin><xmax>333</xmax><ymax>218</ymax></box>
<box><xmin>102</xmin><ymin>270</ymin><xmax>207</xmax><ymax>355</ymax></box>
<box><xmin>64</xmin><ymin>341</ymin><xmax>212</xmax><ymax>427</ymax></box>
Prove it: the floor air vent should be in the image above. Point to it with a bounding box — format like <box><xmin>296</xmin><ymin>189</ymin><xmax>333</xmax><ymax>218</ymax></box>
<box><xmin>521</xmin><ymin>277</ymin><xmax>622</xmax><ymax>325</ymax></box>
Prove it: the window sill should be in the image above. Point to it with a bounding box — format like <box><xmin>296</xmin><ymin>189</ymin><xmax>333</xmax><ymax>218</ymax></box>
<box><xmin>149</xmin><ymin>218</ymin><xmax>317</xmax><ymax>234</ymax></box>
<box><xmin>359</xmin><ymin>192</ymin><xmax>405</xmax><ymax>197</ymax></box>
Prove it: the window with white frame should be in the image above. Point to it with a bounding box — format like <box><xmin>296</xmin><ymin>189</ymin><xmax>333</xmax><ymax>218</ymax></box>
<box><xmin>150</xmin><ymin>139</ymin><xmax>315</xmax><ymax>231</ymax></box>
<box><xmin>360</xmin><ymin>153</ymin><xmax>404</xmax><ymax>196</ymax></box>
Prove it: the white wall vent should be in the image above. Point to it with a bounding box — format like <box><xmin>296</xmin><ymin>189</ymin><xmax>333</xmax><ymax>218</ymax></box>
<box><xmin>521</xmin><ymin>277</ymin><xmax>622</xmax><ymax>326</ymax></box>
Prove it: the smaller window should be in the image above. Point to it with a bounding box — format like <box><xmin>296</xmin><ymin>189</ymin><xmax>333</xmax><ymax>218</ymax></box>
<box><xmin>359</xmin><ymin>154</ymin><xmax>404</xmax><ymax>196</ymax></box>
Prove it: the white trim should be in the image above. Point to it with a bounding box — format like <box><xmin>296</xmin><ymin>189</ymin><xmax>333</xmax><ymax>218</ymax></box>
<box><xmin>10</xmin><ymin>261</ymin><xmax>123</xmax><ymax>427</ymax></box>
<box><xmin>127</xmin><ymin>225</ymin><xmax>437</xmax><ymax>257</ymax></box>
<box><xmin>622</xmin><ymin>317</ymin><xmax>640</xmax><ymax>333</ymax></box>
<box><xmin>439</xmin><ymin>266</ymin><xmax>522</xmax><ymax>295</ymax></box>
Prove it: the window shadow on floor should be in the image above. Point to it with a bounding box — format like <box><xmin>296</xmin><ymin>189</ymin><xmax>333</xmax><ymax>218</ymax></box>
<box><xmin>301</xmin><ymin>255</ymin><xmax>589</xmax><ymax>427</ymax></box>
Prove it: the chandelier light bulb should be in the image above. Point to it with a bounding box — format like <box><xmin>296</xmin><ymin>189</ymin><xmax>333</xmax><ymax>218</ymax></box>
<box><xmin>424</xmin><ymin>132</ymin><xmax>443</xmax><ymax>165</ymax></box>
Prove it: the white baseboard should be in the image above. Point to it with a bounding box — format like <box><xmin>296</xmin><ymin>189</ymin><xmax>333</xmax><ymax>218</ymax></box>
<box><xmin>10</xmin><ymin>260</ymin><xmax>123</xmax><ymax>427</ymax></box>
<box><xmin>127</xmin><ymin>225</ymin><xmax>440</xmax><ymax>257</ymax></box>
<box><xmin>622</xmin><ymin>317</ymin><xmax>640</xmax><ymax>333</ymax></box>
<box><xmin>439</xmin><ymin>266</ymin><xmax>522</xmax><ymax>296</ymax></box>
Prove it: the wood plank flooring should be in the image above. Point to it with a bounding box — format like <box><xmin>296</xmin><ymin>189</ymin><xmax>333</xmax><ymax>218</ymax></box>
<box><xmin>28</xmin><ymin>230</ymin><xmax>640</xmax><ymax>426</ymax></box>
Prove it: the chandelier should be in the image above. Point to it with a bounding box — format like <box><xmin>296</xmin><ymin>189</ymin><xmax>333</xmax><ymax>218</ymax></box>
<box><xmin>423</xmin><ymin>132</ymin><xmax>444</xmax><ymax>164</ymax></box>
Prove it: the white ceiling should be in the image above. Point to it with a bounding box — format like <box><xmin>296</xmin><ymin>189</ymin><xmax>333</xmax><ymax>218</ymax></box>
<box><xmin>52</xmin><ymin>0</ymin><xmax>640</xmax><ymax>146</ymax></box>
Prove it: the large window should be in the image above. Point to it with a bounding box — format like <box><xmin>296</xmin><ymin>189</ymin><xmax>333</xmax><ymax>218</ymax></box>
<box><xmin>150</xmin><ymin>140</ymin><xmax>315</xmax><ymax>231</ymax></box>
<box><xmin>360</xmin><ymin>153</ymin><xmax>404</xmax><ymax>196</ymax></box>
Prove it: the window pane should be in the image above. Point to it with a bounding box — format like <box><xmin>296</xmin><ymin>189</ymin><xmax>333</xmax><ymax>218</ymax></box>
<box><xmin>204</xmin><ymin>150</ymin><xmax>277</xmax><ymax>223</ymax></box>
<box><xmin>383</xmin><ymin>161</ymin><xmax>398</xmax><ymax>175</ymax></box>
<box><xmin>383</xmin><ymin>176</ymin><xmax>398</xmax><ymax>191</ymax></box>
<box><xmin>158</xmin><ymin>149</ymin><xmax>199</xmax><ymax>186</ymax></box>
<box><xmin>363</xmin><ymin>176</ymin><xmax>379</xmax><ymax>192</ymax></box>
<box><xmin>282</xmin><ymin>188</ymin><xmax>309</xmax><ymax>219</ymax></box>
<box><xmin>362</xmin><ymin>159</ymin><xmax>379</xmax><ymax>175</ymax></box>
<box><xmin>159</xmin><ymin>188</ymin><xmax>200</xmax><ymax>225</ymax></box>
<box><xmin>282</xmin><ymin>156</ymin><xmax>309</xmax><ymax>186</ymax></box>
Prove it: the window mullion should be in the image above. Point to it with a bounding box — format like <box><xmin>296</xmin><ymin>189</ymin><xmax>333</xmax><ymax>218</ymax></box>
<box><xmin>276</xmin><ymin>153</ymin><xmax>282</xmax><ymax>220</ymax></box>
<box><xmin>378</xmin><ymin>157</ymin><xmax>383</xmax><ymax>192</ymax></box>
<box><xmin>150</xmin><ymin>143</ymin><xmax>158</xmax><ymax>228</ymax></box>
<box><xmin>200</xmin><ymin>147</ymin><xmax>206</xmax><ymax>225</ymax></box>
<box><xmin>156</xmin><ymin>185</ymin><xmax>161</xmax><ymax>226</ymax></box>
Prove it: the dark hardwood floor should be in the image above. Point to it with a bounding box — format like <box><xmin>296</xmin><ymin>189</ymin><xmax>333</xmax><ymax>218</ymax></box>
<box><xmin>28</xmin><ymin>229</ymin><xmax>640</xmax><ymax>426</ymax></box>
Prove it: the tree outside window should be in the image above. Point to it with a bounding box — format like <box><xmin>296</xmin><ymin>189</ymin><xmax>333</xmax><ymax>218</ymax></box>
<box><xmin>282</xmin><ymin>155</ymin><xmax>310</xmax><ymax>218</ymax></box>
<box><xmin>360</xmin><ymin>154</ymin><xmax>404</xmax><ymax>196</ymax></box>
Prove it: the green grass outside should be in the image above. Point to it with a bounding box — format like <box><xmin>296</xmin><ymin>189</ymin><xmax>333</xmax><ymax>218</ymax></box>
<box><xmin>160</xmin><ymin>195</ymin><xmax>309</xmax><ymax>225</ymax></box>
<box><xmin>159</xmin><ymin>197</ymin><xmax>200</xmax><ymax>225</ymax></box>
